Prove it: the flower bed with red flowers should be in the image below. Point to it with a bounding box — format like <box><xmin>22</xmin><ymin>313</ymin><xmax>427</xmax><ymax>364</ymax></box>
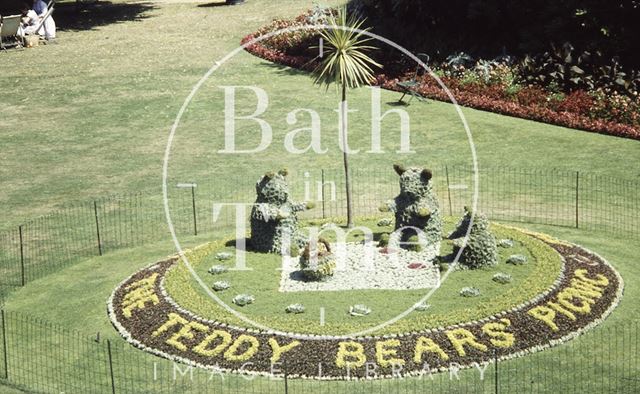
<box><xmin>240</xmin><ymin>17</ymin><xmax>640</xmax><ymax>141</ymax></box>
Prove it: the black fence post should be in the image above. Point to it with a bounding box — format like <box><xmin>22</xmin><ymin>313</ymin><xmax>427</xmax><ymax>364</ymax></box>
<box><xmin>1</xmin><ymin>310</ymin><xmax>8</xmax><ymax>380</ymax></box>
<box><xmin>191</xmin><ymin>186</ymin><xmax>198</xmax><ymax>236</ymax></box>
<box><xmin>107</xmin><ymin>339</ymin><xmax>116</xmax><ymax>394</ymax></box>
<box><xmin>94</xmin><ymin>201</ymin><xmax>103</xmax><ymax>256</ymax></box>
<box><xmin>494</xmin><ymin>350</ymin><xmax>499</xmax><ymax>394</ymax></box>
<box><xmin>18</xmin><ymin>225</ymin><xmax>25</xmax><ymax>287</ymax></box>
<box><xmin>321</xmin><ymin>169</ymin><xmax>326</xmax><ymax>219</ymax></box>
<box><xmin>575</xmin><ymin>171</ymin><xmax>580</xmax><ymax>229</ymax></box>
<box><xmin>283</xmin><ymin>359</ymin><xmax>289</xmax><ymax>394</ymax></box>
<box><xmin>445</xmin><ymin>165</ymin><xmax>453</xmax><ymax>216</ymax></box>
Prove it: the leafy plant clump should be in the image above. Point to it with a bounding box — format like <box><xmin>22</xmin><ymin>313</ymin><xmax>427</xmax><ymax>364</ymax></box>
<box><xmin>492</xmin><ymin>273</ymin><xmax>513</xmax><ymax>284</ymax></box>
<box><xmin>285</xmin><ymin>304</ymin><xmax>306</xmax><ymax>314</ymax></box>
<box><xmin>413</xmin><ymin>302</ymin><xmax>431</xmax><ymax>312</ymax></box>
<box><xmin>349</xmin><ymin>304</ymin><xmax>371</xmax><ymax>316</ymax></box>
<box><xmin>449</xmin><ymin>207</ymin><xmax>498</xmax><ymax>269</ymax></box>
<box><xmin>212</xmin><ymin>281</ymin><xmax>230</xmax><ymax>291</ymax></box>
<box><xmin>507</xmin><ymin>254</ymin><xmax>528</xmax><ymax>265</ymax></box>
<box><xmin>459</xmin><ymin>287</ymin><xmax>481</xmax><ymax>297</ymax></box>
<box><xmin>208</xmin><ymin>265</ymin><xmax>228</xmax><ymax>275</ymax></box>
<box><xmin>299</xmin><ymin>238</ymin><xmax>336</xmax><ymax>281</ymax></box>
<box><xmin>233</xmin><ymin>294</ymin><xmax>255</xmax><ymax>307</ymax></box>
<box><xmin>215</xmin><ymin>252</ymin><xmax>233</xmax><ymax>261</ymax></box>
<box><xmin>498</xmin><ymin>239</ymin><xmax>515</xmax><ymax>248</ymax></box>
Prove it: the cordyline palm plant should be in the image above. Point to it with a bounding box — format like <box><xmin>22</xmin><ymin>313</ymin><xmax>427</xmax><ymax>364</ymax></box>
<box><xmin>312</xmin><ymin>6</ymin><xmax>381</xmax><ymax>228</ymax></box>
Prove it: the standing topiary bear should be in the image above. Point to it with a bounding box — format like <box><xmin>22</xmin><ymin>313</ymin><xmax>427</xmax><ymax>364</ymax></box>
<box><xmin>250</xmin><ymin>169</ymin><xmax>314</xmax><ymax>254</ymax></box>
<box><xmin>448</xmin><ymin>207</ymin><xmax>498</xmax><ymax>269</ymax></box>
<box><xmin>381</xmin><ymin>164</ymin><xmax>442</xmax><ymax>256</ymax></box>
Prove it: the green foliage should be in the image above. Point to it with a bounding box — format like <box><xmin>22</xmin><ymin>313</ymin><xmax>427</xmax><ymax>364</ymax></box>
<box><xmin>459</xmin><ymin>287</ymin><xmax>481</xmax><ymax>297</ymax></box>
<box><xmin>250</xmin><ymin>170</ymin><xmax>312</xmax><ymax>254</ymax></box>
<box><xmin>507</xmin><ymin>254</ymin><xmax>528</xmax><ymax>265</ymax></box>
<box><xmin>312</xmin><ymin>6</ymin><xmax>381</xmax><ymax>90</ymax></box>
<box><xmin>299</xmin><ymin>238</ymin><xmax>336</xmax><ymax>281</ymax></box>
<box><xmin>285</xmin><ymin>303</ymin><xmax>306</xmax><ymax>314</ymax></box>
<box><xmin>212</xmin><ymin>281</ymin><xmax>231</xmax><ymax>291</ymax></box>
<box><xmin>349</xmin><ymin>304</ymin><xmax>371</xmax><ymax>316</ymax></box>
<box><xmin>449</xmin><ymin>207</ymin><xmax>498</xmax><ymax>269</ymax></box>
<box><xmin>492</xmin><ymin>273</ymin><xmax>513</xmax><ymax>284</ymax></box>
<box><xmin>232</xmin><ymin>294</ymin><xmax>255</xmax><ymax>307</ymax></box>
<box><xmin>208</xmin><ymin>265</ymin><xmax>228</xmax><ymax>275</ymax></box>
<box><xmin>386</xmin><ymin>164</ymin><xmax>442</xmax><ymax>248</ymax></box>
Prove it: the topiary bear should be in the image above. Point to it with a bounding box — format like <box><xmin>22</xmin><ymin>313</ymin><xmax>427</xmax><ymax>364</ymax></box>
<box><xmin>381</xmin><ymin>164</ymin><xmax>442</xmax><ymax>256</ymax></box>
<box><xmin>448</xmin><ymin>206</ymin><xmax>498</xmax><ymax>269</ymax></box>
<box><xmin>250</xmin><ymin>169</ymin><xmax>314</xmax><ymax>254</ymax></box>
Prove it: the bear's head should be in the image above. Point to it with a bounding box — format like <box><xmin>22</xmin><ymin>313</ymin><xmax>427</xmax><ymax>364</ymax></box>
<box><xmin>394</xmin><ymin>164</ymin><xmax>433</xmax><ymax>198</ymax></box>
<box><xmin>255</xmin><ymin>169</ymin><xmax>290</xmax><ymax>204</ymax></box>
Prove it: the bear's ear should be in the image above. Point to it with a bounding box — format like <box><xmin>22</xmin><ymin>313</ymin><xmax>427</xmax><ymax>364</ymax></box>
<box><xmin>393</xmin><ymin>164</ymin><xmax>406</xmax><ymax>176</ymax></box>
<box><xmin>278</xmin><ymin>168</ymin><xmax>289</xmax><ymax>177</ymax></box>
<box><xmin>421</xmin><ymin>168</ymin><xmax>432</xmax><ymax>181</ymax></box>
<box><xmin>264</xmin><ymin>172</ymin><xmax>275</xmax><ymax>179</ymax></box>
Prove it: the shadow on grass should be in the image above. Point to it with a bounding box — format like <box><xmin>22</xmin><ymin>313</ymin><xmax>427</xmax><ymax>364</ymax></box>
<box><xmin>53</xmin><ymin>1</ymin><xmax>156</xmax><ymax>32</ymax></box>
<box><xmin>257</xmin><ymin>60</ymin><xmax>316</xmax><ymax>77</ymax></box>
<box><xmin>197</xmin><ymin>1</ymin><xmax>231</xmax><ymax>7</ymax></box>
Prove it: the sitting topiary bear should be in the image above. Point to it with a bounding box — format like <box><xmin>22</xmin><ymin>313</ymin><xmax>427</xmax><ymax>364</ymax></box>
<box><xmin>448</xmin><ymin>207</ymin><xmax>498</xmax><ymax>269</ymax></box>
<box><xmin>381</xmin><ymin>164</ymin><xmax>442</xmax><ymax>254</ymax></box>
<box><xmin>250</xmin><ymin>169</ymin><xmax>313</xmax><ymax>254</ymax></box>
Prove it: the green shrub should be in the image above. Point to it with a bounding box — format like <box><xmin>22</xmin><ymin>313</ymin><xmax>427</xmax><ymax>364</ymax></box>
<box><xmin>299</xmin><ymin>238</ymin><xmax>336</xmax><ymax>281</ymax></box>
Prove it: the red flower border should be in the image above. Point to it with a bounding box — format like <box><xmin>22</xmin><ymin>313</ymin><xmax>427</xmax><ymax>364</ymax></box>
<box><xmin>241</xmin><ymin>33</ymin><xmax>640</xmax><ymax>141</ymax></box>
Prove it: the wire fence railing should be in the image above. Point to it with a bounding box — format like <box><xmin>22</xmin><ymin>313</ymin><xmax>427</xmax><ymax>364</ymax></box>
<box><xmin>1</xmin><ymin>166</ymin><xmax>638</xmax><ymax>291</ymax></box>
<box><xmin>0</xmin><ymin>165</ymin><xmax>638</xmax><ymax>392</ymax></box>
<box><xmin>0</xmin><ymin>310</ymin><xmax>638</xmax><ymax>393</ymax></box>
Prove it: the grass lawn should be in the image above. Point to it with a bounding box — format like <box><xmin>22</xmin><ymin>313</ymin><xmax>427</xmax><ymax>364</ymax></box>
<box><xmin>164</xmin><ymin>218</ymin><xmax>561</xmax><ymax>335</ymax></box>
<box><xmin>0</xmin><ymin>0</ymin><xmax>638</xmax><ymax>392</ymax></box>
<box><xmin>0</xmin><ymin>0</ymin><xmax>638</xmax><ymax>229</ymax></box>
<box><xmin>1</xmin><ymin>222</ymin><xmax>637</xmax><ymax>392</ymax></box>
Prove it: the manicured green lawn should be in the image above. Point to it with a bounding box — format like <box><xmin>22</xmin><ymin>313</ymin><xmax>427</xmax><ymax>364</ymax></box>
<box><xmin>0</xmin><ymin>0</ymin><xmax>638</xmax><ymax>392</ymax></box>
<box><xmin>0</xmin><ymin>0</ymin><xmax>638</xmax><ymax>229</ymax></box>
<box><xmin>164</xmin><ymin>218</ymin><xmax>560</xmax><ymax>335</ymax></box>
<box><xmin>1</xmin><ymin>222</ymin><xmax>637</xmax><ymax>392</ymax></box>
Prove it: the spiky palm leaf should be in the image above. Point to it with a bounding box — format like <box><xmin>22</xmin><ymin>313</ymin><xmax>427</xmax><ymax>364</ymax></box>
<box><xmin>312</xmin><ymin>7</ymin><xmax>381</xmax><ymax>89</ymax></box>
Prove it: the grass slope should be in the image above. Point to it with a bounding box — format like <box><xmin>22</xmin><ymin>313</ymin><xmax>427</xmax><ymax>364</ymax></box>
<box><xmin>0</xmin><ymin>0</ymin><xmax>638</xmax><ymax>229</ymax></box>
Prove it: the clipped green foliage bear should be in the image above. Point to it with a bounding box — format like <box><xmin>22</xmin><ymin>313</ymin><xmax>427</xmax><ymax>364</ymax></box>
<box><xmin>299</xmin><ymin>238</ymin><xmax>336</xmax><ymax>281</ymax></box>
<box><xmin>250</xmin><ymin>169</ymin><xmax>313</xmax><ymax>254</ymax></box>
<box><xmin>381</xmin><ymin>164</ymin><xmax>442</xmax><ymax>251</ymax></box>
<box><xmin>448</xmin><ymin>207</ymin><xmax>498</xmax><ymax>269</ymax></box>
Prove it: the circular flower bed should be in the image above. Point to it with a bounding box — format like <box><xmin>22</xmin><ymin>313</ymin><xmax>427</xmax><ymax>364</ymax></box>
<box><xmin>108</xmin><ymin>228</ymin><xmax>623</xmax><ymax>380</ymax></box>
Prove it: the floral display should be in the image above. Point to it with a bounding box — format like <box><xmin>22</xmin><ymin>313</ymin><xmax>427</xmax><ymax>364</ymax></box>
<box><xmin>492</xmin><ymin>273</ymin><xmax>513</xmax><ymax>284</ymax></box>
<box><xmin>507</xmin><ymin>254</ymin><xmax>528</xmax><ymax>265</ymax></box>
<box><xmin>349</xmin><ymin>304</ymin><xmax>372</xmax><ymax>316</ymax></box>
<box><xmin>459</xmin><ymin>287</ymin><xmax>481</xmax><ymax>297</ymax></box>
<box><xmin>285</xmin><ymin>304</ymin><xmax>306</xmax><ymax>314</ymax></box>
<box><xmin>208</xmin><ymin>265</ymin><xmax>228</xmax><ymax>275</ymax></box>
<box><xmin>241</xmin><ymin>16</ymin><xmax>640</xmax><ymax>140</ymax></box>
<box><xmin>232</xmin><ymin>294</ymin><xmax>255</xmax><ymax>307</ymax></box>
<box><xmin>108</xmin><ymin>233</ymin><xmax>623</xmax><ymax>380</ymax></box>
<box><xmin>212</xmin><ymin>281</ymin><xmax>230</xmax><ymax>292</ymax></box>
<box><xmin>215</xmin><ymin>252</ymin><xmax>233</xmax><ymax>261</ymax></box>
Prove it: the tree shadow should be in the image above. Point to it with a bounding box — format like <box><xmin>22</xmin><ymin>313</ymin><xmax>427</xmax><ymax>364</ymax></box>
<box><xmin>53</xmin><ymin>1</ymin><xmax>156</xmax><ymax>32</ymax></box>
<box><xmin>197</xmin><ymin>1</ymin><xmax>233</xmax><ymax>8</ymax></box>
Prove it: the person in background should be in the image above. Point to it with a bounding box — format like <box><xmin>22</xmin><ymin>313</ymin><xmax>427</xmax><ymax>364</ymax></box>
<box><xmin>18</xmin><ymin>2</ymin><xmax>40</xmax><ymax>37</ymax></box>
<box><xmin>32</xmin><ymin>0</ymin><xmax>56</xmax><ymax>40</ymax></box>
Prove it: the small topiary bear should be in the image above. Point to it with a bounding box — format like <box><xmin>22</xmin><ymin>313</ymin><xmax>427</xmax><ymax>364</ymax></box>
<box><xmin>448</xmin><ymin>207</ymin><xmax>498</xmax><ymax>269</ymax></box>
<box><xmin>250</xmin><ymin>169</ymin><xmax>313</xmax><ymax>254</ymax></box>
<box><xmin>298</xmin><ymin>238</ymin><xmax>336</xmax><ymax>281</ymax></box>
<box><xmin>381</xmin><ymin>164</ymin><xmax>442</xmax><ymax>254</ymax></box>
